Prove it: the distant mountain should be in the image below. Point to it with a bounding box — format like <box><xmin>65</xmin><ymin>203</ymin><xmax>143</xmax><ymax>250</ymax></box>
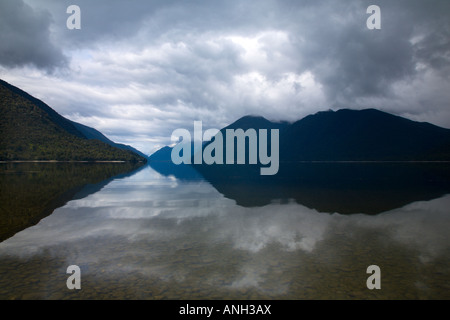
<box><xmin>0</xmin><ymin>79</ymin><xmax>146</xmax><ymax>162</ymax></box>
<box><xmin>148</xmin><ymin>145</ymin><xmax>174</xmax><ymax>162</ymax></box>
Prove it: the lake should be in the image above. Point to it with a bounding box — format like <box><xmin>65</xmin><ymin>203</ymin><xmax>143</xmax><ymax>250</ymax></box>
<box><xmin>0</xmin><ymin>162</ymin><xmax>449</xmax><ymax>299</ymax></box>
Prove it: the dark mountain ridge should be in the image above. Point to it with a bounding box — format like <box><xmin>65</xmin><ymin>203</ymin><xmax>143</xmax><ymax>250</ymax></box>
<box><xmin>0</xmin><ymin>79</ymin><xmax>146</xmax><ymax>162</ymax></box>
<box><xmin>150</xmin><ymin>109</ymin><xmax>450</xmax><ymax>164</ymax></box>
<box><xmin>281</xmin><ymin>108</ymin><xmax>450</xmax><ymax>161</ymax></box>
<box><xmin>0</xmin><ymin>79</ymin><xmax>85</xmax><ymax>139</ymax></box>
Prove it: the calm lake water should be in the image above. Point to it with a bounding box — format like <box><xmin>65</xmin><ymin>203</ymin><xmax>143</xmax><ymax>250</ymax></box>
<box><xmin>0</xmin><ymin>162</ymin><xmax>449</xmax><ymax>299</ymax></box>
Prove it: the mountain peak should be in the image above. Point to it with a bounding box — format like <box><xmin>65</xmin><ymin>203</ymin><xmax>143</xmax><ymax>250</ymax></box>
<box><xmin>225</xmin><ymin>114</ymin><xmax>288</xmax><ymax>131</ymax></box>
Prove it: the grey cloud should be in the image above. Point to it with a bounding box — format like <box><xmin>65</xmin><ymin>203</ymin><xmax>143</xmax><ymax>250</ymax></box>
<box><xmin>413</xmin><ymin>27</ymin><xmax>450</xmax><ymax>74</ymax></box>
<box><xmin>282</xmin><ymin>1</ymin><xmax>419</xmax><ymax>106</ymax></box>
<box><xmin>208</xmin><ymin>3</ymin><xmax>398</xmax><ymax>111</ymax></box>
<box><xmin>27</xmin><ymin>0</ymin><xmax>287</xmax><ymax>50</ymax></box>
<box><xmin>0</xmin><ymin>0</ymin><xmax>68</xmax><ymax>71</ymax></box>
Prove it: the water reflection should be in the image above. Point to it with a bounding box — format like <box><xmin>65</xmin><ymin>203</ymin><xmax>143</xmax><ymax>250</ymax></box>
<box><xmin>0</xmin><ymin>164</ymin><xmax>449</xmax><ymax>299</ymax></box>
<box><xmin>192</xmin><ymin>162</ymin><xmax>450</xmax><ymax>214</ymax></box>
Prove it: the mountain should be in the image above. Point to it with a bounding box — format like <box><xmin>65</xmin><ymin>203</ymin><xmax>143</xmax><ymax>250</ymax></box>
<box><xmin>280</xmin><ymin>108</ymin><xmax>450</xmax><ymax>161</ymax></box>
<box><xmin>0</xmin><ymin>79</ymin><xmax>146</xmax><ymax>162</ymax></box>
<box><xmin>150</xmin><ymin>110</ymin><xmax>450</xmax><ymax>165</ymax></box>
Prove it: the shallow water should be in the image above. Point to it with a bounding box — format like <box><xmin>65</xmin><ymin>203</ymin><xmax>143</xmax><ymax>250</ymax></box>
<box><xmin>0</xmin><ymin>164</ymin><xmax>449</xmax><ymax>299</ymax></box>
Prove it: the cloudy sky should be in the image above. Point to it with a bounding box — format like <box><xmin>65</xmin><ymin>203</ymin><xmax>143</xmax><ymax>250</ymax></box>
<box><xmin>1</xmin><ymin>0</ymin><xmax>449</xmax><ymax>155</ymax></box>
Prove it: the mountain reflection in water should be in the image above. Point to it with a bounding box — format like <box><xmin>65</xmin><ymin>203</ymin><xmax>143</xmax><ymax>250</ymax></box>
<box><xmin>0</xmin><ymin>163</ymin><xmax>449</xmax><ymax>299</ymax></box>
<box><xmin>156</xmin><ymin>161</ymin><xmax>450</xmax><ymax>214</ymax></box>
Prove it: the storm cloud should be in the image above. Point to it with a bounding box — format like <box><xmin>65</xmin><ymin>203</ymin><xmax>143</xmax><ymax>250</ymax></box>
<box><xmin>0</xmin><ymin>0</ymin><xmax>68</xmax><ymax>70</ymax></box>
<box><xmin>1</xmin><ymin>0</ymin><xmax>449</xmax><ymax>155</ymax></box>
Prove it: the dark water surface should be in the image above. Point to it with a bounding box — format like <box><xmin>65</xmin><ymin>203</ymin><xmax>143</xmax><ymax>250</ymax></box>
<box><xmin>0</xmin><ymin>162</ymin><xmax>449</xmax><ymax>299</ymax></box>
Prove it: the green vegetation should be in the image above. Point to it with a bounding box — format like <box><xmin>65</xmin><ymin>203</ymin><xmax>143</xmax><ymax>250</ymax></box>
<box><xmin>0</xmin><ymin>80</ymin><xmax>146</xmax><ymax>162</ymax></box>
